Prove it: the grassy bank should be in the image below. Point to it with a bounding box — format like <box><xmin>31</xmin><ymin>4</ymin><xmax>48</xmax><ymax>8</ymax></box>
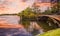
<box><xmin>37</xmin><ymin>28</ymin><xmax>60</xmax><ymax>36</ymax></box>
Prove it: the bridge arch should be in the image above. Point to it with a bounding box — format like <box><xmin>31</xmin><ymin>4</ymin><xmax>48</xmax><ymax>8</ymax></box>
<box><xmin>37</xmin><ymin>15</ymin><xmax>60</xmax><ymax>28</ymax></box>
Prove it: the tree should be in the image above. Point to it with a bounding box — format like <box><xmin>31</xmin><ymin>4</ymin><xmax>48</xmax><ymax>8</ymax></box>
<box><xmin>42</xmin><ymin>9</ymin><xmax>52</xmax><ymax>15</ymax></box>
<box><xmin>32</xmin><ymin>3</ymin><xmax>42</xmax><ymax>14</ymax></box>
<box><xmin>50</xmin><ymin>0</ymin><xmax>60</xmax><ymax>15</ymax></box>
<box><xmin>18</xmin><ymin>7</ymin><xmax>37</xmax><ymax>28</ymax></box>
<box><xmin>42</xmin><ymin>1</ymin><xmax>60</xmax><ymax>15</ymax></box>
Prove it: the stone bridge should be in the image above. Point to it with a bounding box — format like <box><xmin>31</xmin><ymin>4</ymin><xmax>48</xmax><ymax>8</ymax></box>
<box><xmin>37</xmin><ymin>15</ymin><xmax>60</xmax><ymax>27</ymax></box>
<box><xmin>38</xmin><ymin>15</ymin><xmax>60</xmax><ymax>22</ymax></box>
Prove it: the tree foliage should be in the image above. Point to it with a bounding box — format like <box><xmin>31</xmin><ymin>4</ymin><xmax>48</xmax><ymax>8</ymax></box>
<box><xmin>18</xmin><ymin>7</ymin><xmax>37</xmax><ymax>19</ymax></box>
<box><xmin>42</xmin><ymin>2</ymin><xmax>60</xmax><ymax>15</ymax></box>
<box><xmin>18</xmin><ymin>7</ymin><xmax>37</xmax><ymax>28</ymax></box>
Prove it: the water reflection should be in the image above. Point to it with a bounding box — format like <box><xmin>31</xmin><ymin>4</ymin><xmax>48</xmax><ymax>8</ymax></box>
<box><xmin>0</xmin><ymin>15</ymin><xmax>33</xmax><ymax>36</ymax></box>
<box><xmin>0</xmin><ymin>15</ymin><xmax>44</xmax><ymax>36</ymax></box>
<box><xmin>0</xmin><ymin>28</ymin><xmax>32</xmax><ymax>36</ymax></box>
<box><xmin>28</xmin><ymin>22</ymin><xmax>44</xmax><ymax>36</ymax></box>
<box><xmin>0</xmin><ymin>15</ymin><xmax>20</xmax><ymax>24</ymax></box>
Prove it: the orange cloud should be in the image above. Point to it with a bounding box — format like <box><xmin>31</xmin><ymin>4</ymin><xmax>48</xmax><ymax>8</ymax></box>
<box><xmin>0</xmin><ymin>0</ymin><xmax>34</xmax><ymax>14</ymax></box>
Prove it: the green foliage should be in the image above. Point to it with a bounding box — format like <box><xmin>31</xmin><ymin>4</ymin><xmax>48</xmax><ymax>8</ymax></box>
<box><xmin>18</xmin><ymin>7</ymin><xmax>37</xmax><ymax>27</ymax></box>
<box><xmin>18</xmin><ymin>7</ymin><xmax>59</xmax><ymax>30</ymax></box>
<box><xmin>37</xmin><ymin>28</ymin><xmax>60</xmax><ymax>36</ymax></box>
<box><xmin>22</xmin><ymin>20</ymin><xmax>30</xmax><ymax>28</ymax></box>
<box><xmin>42</xmin><ymin>9</ymin><xmax>52</xmax><ymax>15</ymax></box>
<box><xmin>42</xmin><ymin>7</ymin><xmax>58</xmax><ymax>15</ymax></box>
<box><xmin>17</xmin><ymin>7</ymin><xmax>59</xmax><ymax>32</ymax></box>
<box><xmin>57</xmin><ymin>2</ymin><xmax>60</xmax><ymax>12</ymax></box>
<box><xmin>18</xmin><ymin>7</ymin><xmax>37</xmax><ymax>18</ymax></box>
<box><xmin>42</xmin><ymin>2</ymin><xmax>60</xmax><ymax>15</ymax></box>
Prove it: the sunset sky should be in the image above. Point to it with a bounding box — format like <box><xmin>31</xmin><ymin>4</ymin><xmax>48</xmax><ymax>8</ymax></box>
<box><xmin>0</xmin><ymin>0</ymin><xmax>53</xmax><ymax>14</ymax></box>
<box><xmin>0</xmin><ymin>0</ymin><xmax>34</xmax><ymax>14</ymax></box>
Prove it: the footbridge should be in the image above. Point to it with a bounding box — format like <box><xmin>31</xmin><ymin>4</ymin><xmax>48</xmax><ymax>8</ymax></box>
<box><xmin>38</xmin><ymin>15</ymin><xmax>60</xmax><ymax>21</ymax></box>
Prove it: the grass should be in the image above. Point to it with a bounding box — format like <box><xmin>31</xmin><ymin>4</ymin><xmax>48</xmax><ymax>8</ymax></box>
<box><xmin>37</xmin><ymin>28</ymin><xmax>60</xmax><ymax>36</ymax></box>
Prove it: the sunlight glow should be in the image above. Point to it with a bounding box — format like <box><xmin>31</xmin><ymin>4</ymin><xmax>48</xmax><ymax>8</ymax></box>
<box><xmin>0</xmin><ymin>0</ymin><xmax>34</xmax><ymax>14</ymax></box>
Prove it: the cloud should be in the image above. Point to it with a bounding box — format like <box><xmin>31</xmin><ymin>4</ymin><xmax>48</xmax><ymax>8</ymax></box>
<box><xmin>0</xmin><ymin>0</ymin><xmax>34</xmax><ymax>14</ymax></box>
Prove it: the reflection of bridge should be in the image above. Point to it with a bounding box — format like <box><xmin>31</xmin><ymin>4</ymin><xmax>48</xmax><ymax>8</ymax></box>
<box><xmin>37</xmin><ymin>15</ymin><xmax>60</xmax><ymax>27</ymax></box>
<box><xmin>30</xmin><ymin>15</ymin><xmax>60</xmax><ymax>33</ymax></box>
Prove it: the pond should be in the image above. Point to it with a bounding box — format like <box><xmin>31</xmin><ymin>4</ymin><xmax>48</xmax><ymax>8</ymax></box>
<box><xmin>0</xmin><ymin>15</ymin><xmax>44</xmax><ymax>35</ymax></box>
<box><xmin>0</xmin><ymin>15</ymin><xmax>32</xmax><ymax>36</ymax></box>
<box><xmin>0</xmin><ymin>15</ymin><xmax>20</xmax><ymax>24</ymax></box>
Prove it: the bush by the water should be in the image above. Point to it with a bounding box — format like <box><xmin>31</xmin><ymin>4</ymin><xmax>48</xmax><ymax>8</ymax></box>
<box><xmin>37</xmin><ymin>28</ymin><xmax>60</xmax><ymax>36</ymax></box>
